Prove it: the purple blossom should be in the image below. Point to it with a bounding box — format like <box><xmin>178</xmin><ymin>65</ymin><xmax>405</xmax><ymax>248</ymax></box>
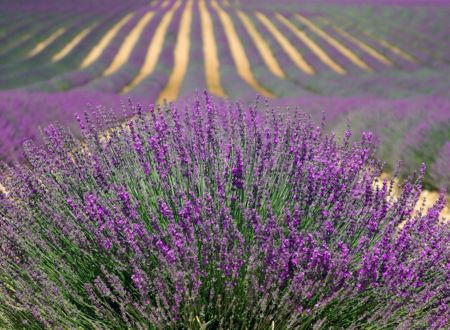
<box><xmin>0</xmin><ymin>93</ymin><xmax>448</xmax><ymax>328</ymax></box>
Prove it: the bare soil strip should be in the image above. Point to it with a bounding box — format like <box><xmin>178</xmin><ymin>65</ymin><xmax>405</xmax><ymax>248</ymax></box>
<box><xmin>199</xmin><ymin>0</ymin><xmax>227</xmax><ymax>97</ymax></box>
<box><xmin>121</xmin><ymin>1</ymin><xmax>182</xmax><ymax>94</ymax></box>
<box><xmin>237</xmin><ymin>10</ymin><xmax>286</xmax><ymax>79</ymax></box>
<box><xmin>374</xmin><ymin>173</ymin><xmax>449</xmax><ymax>221</ymax></box>
<box><xmin>1</xmin><ymin>33</ymin><xmax>31</xmax><ymax>54</ymax></box>
<box><xmin>52</xmin><ymin>25</ymin><xmax>95</xmax><ymax>62</ymax></box>
<box><xmin>80</xmin><ymin>13</ymin><xmax>134</xmax><ymax>69</ymax></box>
<box><xmin>361</xmin><ymin>30</ymin><xmax>418</xmax><ymax>63</ymax></box>
<box><xmin>276</xmin><ymin>13</ymin><xmax>346</xmax><ymax>75</ymax></box>
<box><xmin>210</xmin><ymin>0</ymin><xmax>274</xmax><ymax>98</ymax></box>
<box><xmin>320</xmin><ymin>20</ymin><xmax>393</xmax><ymax>67</ymax></box>
<box><xmin>256</xmin><ymin>12</ymin><xmax>315</xmax><ymax>75</ymax></box>
<box><xmin>27</xmin><ymin>27</ymin><xmax>65</xmax><ymax>57</ymax></box>
<box><xmin>161</xmin><ymin>0</ymin><xmax>171</xmax><ymax>9</ymax></box>
<box><xmin>157</xmin><ymin>0</ymin><xmax>193</xmax><ymax>103</ymax></box>
<box><xmin>295</xmin><ymin>14</ymin><xmax>373</xmax><ymax>72</ymax></box>
<box><xmin>317</xmin><ymin>16</ymin><xmax>417</xmax><ymax>64</ymax></box>
<box><xmin>103</xmin><ymin>10</ymin><xmax>156</xmax><ymax>76</ymax></box>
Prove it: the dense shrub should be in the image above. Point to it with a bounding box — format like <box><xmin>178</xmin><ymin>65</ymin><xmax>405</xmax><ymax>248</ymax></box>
<box><xmin>0</xmin><ymin>93</ymin><xmax>448</xmax><ymax>329</ymax></box>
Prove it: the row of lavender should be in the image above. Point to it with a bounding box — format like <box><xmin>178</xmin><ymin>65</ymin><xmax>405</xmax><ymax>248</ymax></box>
<box><xmin>0</xmin><ymin>95</ymin><xmax>448</xmax><ymax>328</ymax></box>
<box><xmin>1</xmin><ymin>0</ymin><xmax>448</xmax><ymax>97</ymax></box>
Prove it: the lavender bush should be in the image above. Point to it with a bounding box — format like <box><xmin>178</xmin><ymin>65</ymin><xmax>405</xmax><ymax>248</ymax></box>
<box><xmin>0</xmin><ymin>94</ymin><xmax>449</xmax><ymax>329</ymax></box>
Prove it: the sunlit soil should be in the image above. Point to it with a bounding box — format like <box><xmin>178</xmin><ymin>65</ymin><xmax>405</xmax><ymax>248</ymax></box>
<box><xmin>317</xmin><ymin>16</ymin><xmax>418</xmax><ymax>64</ymax></box>
<box><xmin>276</xmin><ymin>13</ymin><xmax>346</xmax><ymax>75</ymax></box>
<box><xmin>160</xmin><ymin>0</ymin><xmax>171</xmax><ymax>8</ymax></box>
<box><xmin>27</xmin><ymin>27</ymin><xmax>65</xmax><ymax>57</ymax></box>
<box><xmin>158</xmin><ymin>0</ymin><xmax>194</xmax><ymax>103</ymax></box>
<box><xmin>199</xmin><ymin>0</ymin><xmax>227</xmax><ymax>96</ymax></box>
<box><xmin>103</xmin><ymin>10</ymin><xmax>155</xmax><ymax>76</ymax></box>
<box><xmin>121</xmin><ymin>1</ymin><xmax>182</xmax><ymax>94</ymax></box>
<box><xmin>374</xmin><ymin>173</ymin><xmax>450</xmax><ymax>220</ymax></box>
<box><xmin>80</xmin><ymin>12</ymin><xmax>134</xmax><ymax>69</ymax></box>
<box><xmin>362</xmin><ymin>31</ymin><xmax>419</xmax><ymax>64</ymax></box>
<box><xmin>52</xmin><ymin>25</ymin><xmax>95</xmax><ymax>62</ymax></box>
<box><xmin>256</xmin><ymin>11</ymin><xmax>315</xmax><ymax>75</ymax></box>
<box><xmin>1</xmin><ymin>33</ymin><xmax>31</xmax><ymax>53</ymax></box>
<box><xmin>237</xmin><ymin>10</ymin><xmax>286</xmax><ymax>79</ymax></box>
<box><xmin>295</xmin><ymin>14</ymin><xmax>373</xmax><ymax>72</ymax></box>
<box><xmin>325</xmin><ymin>24</ymin><xmax>393</xmax><ymax>66</ymax></box>
<box><xmin>210</xmin><ymin>0</ymin><xmax>274</xmax><ymax>98</ymax></box>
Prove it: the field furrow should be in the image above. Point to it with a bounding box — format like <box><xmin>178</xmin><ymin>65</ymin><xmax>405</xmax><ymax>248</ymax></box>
<box><xmin>0</xmin><ymin>14</ymin><xmax>50</xmax><ymax>51</ymax></box>
<box><xmin>204</xmin><ymin>2</ymin><xmax>264</xmax><ymax>98</ymax></box>
<box><xmin>359</xmin><ymin>28</ymin><xmax>418</xmax><ymax>64</ymax></box>
<box><xmin>80</xmin><ymin>12</ymin><xmax>135</xmax><ymax>69</ymax></box>
<box><xmin>237</xmin><ymin>10</ymin><xmax>285</xmax><ymax>79</ymax></box>
<box><xmin>377</xmin><ymin>10</ymin><xmax>448</xmax><ymax>62</ymax></box>
<box><xmin>229</xmin><ymin>9</ymin><xmax>310</xmax><ymax>97</ymax></box>
<box><xmin>178</xmin><ymin>0</ymin><xmax>207</xmax><ymax>97</ymax></box>
<box><xmin>315</xmin><ymin>15</ymin><xmax>419</xmax><ymax>72</ymax></box>
<box><xmin>60</xmin><ymin>4</ymin><xmax>171</xmax><ymax>96</ymax></box>
<box><xmin>52</xmin><ymin>24</ymin><xmax>97</xmax><ymax>62</ymax></box>
<box><xmin>199</xmin><ymin>0</ymin><xmax>227</xmax><ymax>97</ymax></box>
<box><xmin>210</xmin><ymin>0</ymin><xmax>274</xmax><ymax>98</ymax></box>
<box><xmin>0</xmin><ymin>12</ymin><xmax>77</xmax><ymax>64</ymax></box>
<box><xmin>326</xmin><ymin>10</ymin><xmax>433</xmax><ymax>65</ymax></box>
<box><xmin>27</xmin><ymin>27</ymin><xmax>66</xmax><ymax>58</ymax></box>
<box><xmin>310</xmin><ymin>18</ymin><xmax>388</xmax><ymax>72</ymax></box>
<box><xmin>17</xmin><ymin>9</ymin><xmax>145</xmax><ymax>92</ymax></box>
<box><xmin>0</xmin><ymin>33</ymin><xmax>32</xmax><ymax>54</ymax></box>
<box><xmin>295</xmin><ymin>13</ymin><xmax>373</xmax><ymax>73</ymax></box>
<box><xmin>256</xmin><ymin>12</ymin><xmax>315</xmax><ymax>76</ymax></box>
<box><xmin>103</xmin><ymin>10</ymin><xmax>156</xmax><ymax>77</ymax></box>
<box><xmin>0</xmin><ymin>14</ymin><xmax>104</xmax><ymax>84</ymax></box>
<box><xmin>0</xmin><ymin>14</ymin><xmax>98</xmax><ymax>90</ymax></box>
<box><xmin>160</xmin><ymin>0</ymin><xmax>171</xmax><ymax>8</ymax></box>
<box><xmin>158</xmin><ymin>0</ymin><xmax>194</xmax><ymax>103</ymax></box>
<box><xmin>326</xmin><ymin>24</ymin><xmax>393</xmax><ymax>67</ymax></box>
<box><xmin>122</xmin><ymin>1</ymin><xmax>182</xmax><ymax>94</ymax></box>
<box><xmin>276</xmin><ymin>13</ymin><xmax>346</xmax><ymax>75</ymax></box>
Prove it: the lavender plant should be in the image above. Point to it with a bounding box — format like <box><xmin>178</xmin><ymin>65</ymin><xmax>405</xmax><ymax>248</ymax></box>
<box><xmin>0</xmin><ymin>93</ymin><xmax>449</xmax><ymax>329</ymax></box>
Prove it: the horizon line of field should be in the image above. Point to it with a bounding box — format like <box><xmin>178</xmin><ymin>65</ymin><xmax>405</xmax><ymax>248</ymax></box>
<box><xmin>0</xmin><ymin>0</ymin><xmax>420</xmax><ymax>102</ymax></box>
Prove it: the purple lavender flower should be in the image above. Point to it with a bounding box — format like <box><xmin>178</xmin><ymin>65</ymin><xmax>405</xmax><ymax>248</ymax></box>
<box><xmin>0</xmin><ymin>93</ymin><xmax>448</xmax><ymax>328</ymax></box>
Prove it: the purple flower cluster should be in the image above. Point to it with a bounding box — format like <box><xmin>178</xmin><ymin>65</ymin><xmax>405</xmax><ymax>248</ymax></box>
<box><xmin>0</xmin><ymin>93</ymin><xmax>448</xmax><ymax>328</ymax></box>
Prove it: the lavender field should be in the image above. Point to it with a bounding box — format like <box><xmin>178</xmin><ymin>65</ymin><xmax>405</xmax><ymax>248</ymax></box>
<box><xmin>0</xmin><ymin>0</ymin><xmax>449</xmax><ymax>328</ymax></box>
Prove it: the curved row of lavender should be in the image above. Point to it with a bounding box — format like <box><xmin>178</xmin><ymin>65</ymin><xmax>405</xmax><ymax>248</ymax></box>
<box><xmin>0</xmin><ymin>94</ymin><xmax>448</xmax><ymax>328</ymax></box>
